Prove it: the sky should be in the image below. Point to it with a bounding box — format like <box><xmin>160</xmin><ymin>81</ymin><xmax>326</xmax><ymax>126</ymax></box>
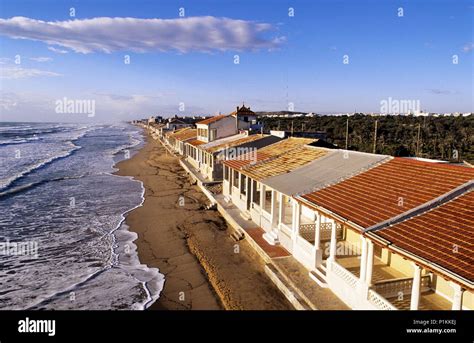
<box><xmin>0</xmin><ymin>0</ymin><xmax>472</xmax><ymax>122</ymax></box>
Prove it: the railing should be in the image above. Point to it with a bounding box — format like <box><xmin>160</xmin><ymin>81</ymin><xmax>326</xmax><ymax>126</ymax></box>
<box><xmin>368</xmin><ymin>289</ymin><xmax>398</xmax><ymax>310</ymax></box>
<box><xmin>331</xmin><ymin>261</ymin><xmax>358</xmax><ymax>289</ymax></box>
<box><xmin>373</xmin><ymin>275</ymin><xmax>431</xmax><ymax>298</ymax></box>
<box><xmin>320</xmin><ymin>222</ymin><xmax>344</xmax><ymax>241</ymax></box>
<box><xmin>299</xmin><ymin>223</ymin><xmax>316</xmax><ymax>242</ymax></box>
<box><xmin>300</xmin><ymin>221</ymin><xmax>344</xmax><ymax>244</ymax></box>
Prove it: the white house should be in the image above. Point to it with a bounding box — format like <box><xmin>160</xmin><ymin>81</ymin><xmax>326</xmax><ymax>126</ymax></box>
<box><xmin>222</xmin><ymin>143</ymin><xmax>474</xmax><ymax>310</ymax></box>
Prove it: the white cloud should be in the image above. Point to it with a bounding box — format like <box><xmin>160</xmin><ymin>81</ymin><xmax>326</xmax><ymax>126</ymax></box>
<box><xmin>0</xmin><ymin>92</ymin><xmax>19</xmax><ymax>111</ymax></box>
<box><xmin>48</xmin><ymin>46</ymin><xmax>69</xmax><ymax>54</ymax></box>
<box><xmin>462</xmin><ymin>42</ymin><xmax>474</xmax><ymax>52</ymax></box>
<box><xmin>0</xmin><ymin>91</ymin><xmax>205</xmax><ymax>122</ymax></box>
<box><xmin>0</xmin><ymin>65</ymin><xmax>62</xmax><ymax>79</ymax></box>
<box><xmin>30</xmin><ymin>56</ymin><xmax>53</xmax><ymax>62</ymax></box>
<box><xmin>0</xmin><ymin>16</ymin><xmax>284</xmax><ymax>54</ymax></box>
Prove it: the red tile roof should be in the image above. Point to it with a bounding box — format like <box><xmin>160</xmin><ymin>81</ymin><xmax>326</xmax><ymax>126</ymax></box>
<box><xmin>224</xmin><ymin>151</ymin><xmax>273</xmax><ymax>170</ymax></box>
<box><xmin>300</xmin><ymin>158</ymin><xmax>474</xmax><ymax>229</ymax></box>
<box><xmin>173</xmin><ymin>128</ymin><xmax>197</xmax><ymax>142</ymax></box>
<box><xmin>187</xmin><ymin>139</ymin><xmax>206</xmax><ymax>147</ymax></box>
<box><xmin>196</xmin><ymin>114</ymin><xmax>228</xmax><ymax>125</ymax></box>
<box><xmin>373</xmin><ymin>190</ymin><xmax>474</xmax><ymax>285</ymax></box>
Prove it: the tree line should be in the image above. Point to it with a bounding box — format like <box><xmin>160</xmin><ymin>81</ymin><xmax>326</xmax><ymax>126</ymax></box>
<box><xmin>260</xmin><ymin>114</ymin><xmax>474</xmax><ymax>163</ymax></box>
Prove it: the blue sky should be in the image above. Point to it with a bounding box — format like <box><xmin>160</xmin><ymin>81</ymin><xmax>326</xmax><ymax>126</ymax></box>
<box><xmin>0</xmin><ymin>0</ymin><xmax>472</xmax><ymax>122</ymax></box>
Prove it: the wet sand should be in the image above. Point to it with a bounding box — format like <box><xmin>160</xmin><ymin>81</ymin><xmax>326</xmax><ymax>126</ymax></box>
<box><xmin>115</xmin><ymin>131</ymin><xmax>292</xmax><ymax>310</ymax></box>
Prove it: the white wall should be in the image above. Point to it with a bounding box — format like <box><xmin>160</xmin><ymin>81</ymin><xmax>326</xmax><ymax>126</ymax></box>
<box><xmin>209</xmin><ymin>116</ymin><xmax>237</xmax><ymax>140</ymax></box>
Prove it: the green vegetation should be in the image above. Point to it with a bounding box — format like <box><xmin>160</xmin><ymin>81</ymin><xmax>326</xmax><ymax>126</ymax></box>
<box><xmin>260</xmin><ymin>114</ymin><xmax>474</xmax><ymax>163</ymax></box>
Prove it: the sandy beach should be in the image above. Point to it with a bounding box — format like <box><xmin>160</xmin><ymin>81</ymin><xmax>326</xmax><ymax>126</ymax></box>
<box><xmin>115</xmin><ymin>131</ymin><xmax>292</xmax><ymax>310</ymax></box>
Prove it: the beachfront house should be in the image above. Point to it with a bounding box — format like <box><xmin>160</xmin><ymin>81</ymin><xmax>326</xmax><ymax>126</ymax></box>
<box><xmin>166</xmin><ymin>128</ymin><xmax>197</xmax><ymax>155</ymax></box>
<box><xmin>293</xmin><ymin>158</ymin><xmax>474</xmax><ymax>310</ymax></box>
<box><xmin>166</xmin><ymin>117</ymin><xmax>193</xmax><ymax>131</ymax></box>
<box><xmin>222</xmin><ymin>139</ymin><xmax>474</xmax><ymax>310</ymax></box>
<box><xmin>186</xmin><ymin>104</ymin><xmax>261</xmax><ymax>175</ymax></box>
<box><xmin>196</xmin><ymin>133</ymin><xmax>281</xmax><ymax>181</ymax></box>
<box><xmin>221</xmin><ymin>137</ymin><xmax>323</xmax><ymax>226</ymax></box>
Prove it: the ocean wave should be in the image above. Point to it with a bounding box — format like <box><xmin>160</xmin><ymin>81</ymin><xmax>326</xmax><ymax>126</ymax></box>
<box><xmin>0</xmin><ymin>136</ymin><xmax>41</xmax><ymax>146</ymax></box>
<box><xmin>0</xmin><ymin>174</ymin><xmax>87</xmax><ymax>199</ymax></box>
<box><xmin>0</xmin><ymin>144</ymin><xmax>82</xmax><ymax>192</ymax></box>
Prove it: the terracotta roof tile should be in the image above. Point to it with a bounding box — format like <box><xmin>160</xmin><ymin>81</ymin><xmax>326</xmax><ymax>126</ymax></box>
<box><xmin>224</xmin><ymin>152</ymin><xmax>273</xmax><ymax>170</ymax></box>
<box><xmin>172</xmin><ymin>128</ymin><xmax>197</xmax><ymax>142</ymax></box>
<box><xmin>196</xmin><ymin>114</ymin><xmax>228</xmax><ymax>125</ymax></box>
<box><xmin>301</xmin><ymin>158</ymin><xmax>474</xmax><ymax>229</ymax></box>
<box><xmin>374</xmin><ymin>189</ymin><xmax>474</xmax><ymax>285</ymax></box>
<box><xmin>187</xmin><ymin>139</ymin><xmax>206</xmax><ymax>147</ymax></box>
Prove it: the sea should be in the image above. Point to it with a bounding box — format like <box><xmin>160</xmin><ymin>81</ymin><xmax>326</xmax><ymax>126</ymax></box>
<box><xmin>0</xmin><ymin>122</ymin><xmax>164</xmax><ymax>310</ymax></box>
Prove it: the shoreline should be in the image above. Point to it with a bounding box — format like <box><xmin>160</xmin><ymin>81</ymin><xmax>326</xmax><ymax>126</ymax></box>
<box><xmin>115</xmin><ymin>130</ymin><xmax>292</xmax><ymax>310</ymax></box>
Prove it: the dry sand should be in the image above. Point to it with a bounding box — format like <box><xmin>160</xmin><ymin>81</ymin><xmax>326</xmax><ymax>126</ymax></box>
<box><xmin>115</xmin><ymin>132</ymin><xmax>292</xmax><ymax>310</ymax></box>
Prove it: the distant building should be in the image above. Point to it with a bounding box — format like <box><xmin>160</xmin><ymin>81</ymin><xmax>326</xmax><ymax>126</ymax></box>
<box><xmin>166</xmin><ymin>117</ymin><xmax>193</xmax><ymax>131</ymax></box>
<box><xmin>229</xmin><ymin>104</ymin><xmax>259</xmax><ymax>131</ymax></box>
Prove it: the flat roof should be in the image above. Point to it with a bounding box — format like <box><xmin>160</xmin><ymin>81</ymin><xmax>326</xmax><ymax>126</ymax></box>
<box><xmin>300</xmin><ymin>158</ymin><xmax>474</xmax><ymax>229</ymax></box>
<box><xmin>264</xmin><ymin>150</ymin><xmax>390</xmax><ymax>196</ymax></box>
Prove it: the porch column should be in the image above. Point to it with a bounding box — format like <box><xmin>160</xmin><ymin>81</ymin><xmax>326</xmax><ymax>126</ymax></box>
<box><xmin>314</xmin><ymin>213</ymin><xmax>321</xmax><ymax>249</ymax></box>
<box><xmin>365</xmin><ymin>240</ymin><xmax>374</xmax><ymax>286</ymax></box>
<box><xmin>271</xmin><ymin>190</ymin><xmax>278</xmax><ymax>226</ymax></box>
<box><xmin>328</xmin><ymin>219</ymin><xmax>337</xmax><ymax>261</ymax></box>
<box><xmin>293</xmin><ymin>202</ymin><xmax>301</xmax><ymax>237</ymax></box>
<box><xmin>314</xmin><ymin>212</ymin><xmax>322</xmax><ymax>267</ymax></box>
<box><xmin>410</xmin><ymin>263</ymin><xmax>422</xmax><ymax>310</ymax></box>
<box><xmin>451</xmin><ymin>283</ymin><xmax>464</xmax><ymax>310</ymax></box>
<box><xmin>259</xmin><ymin>184</ymin><xmax>265</xmax><ymax>208</ymax></box>
<box><xmin>278</xmin><ymin>193</ymin><xmax>284</xmax><ymax>225</ymax></box>
<box><xmin>359</xmin><ymin>237</ymin><xmax>368</xmax><ymax>282</ymax></box>
<box><xmin>249</xmin><ymin>178</ymin><xmax>254</xmax><ymax>207</ymax></box>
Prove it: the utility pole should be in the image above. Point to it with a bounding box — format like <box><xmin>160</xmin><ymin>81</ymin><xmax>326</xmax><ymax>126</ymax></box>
<box><xmin>345</xmin><ymin>117</ymin><xmax>349</xmax><ymax>150</ymax></box>
<box><xmin>373</xmin><ymin>119</ymin><xmax>378</xmax><ymax>154</ymax></box>
<box><xmin>416</xmin><ymin>123</ymin><xmax>421</xmax><ymax>156</ymax></box>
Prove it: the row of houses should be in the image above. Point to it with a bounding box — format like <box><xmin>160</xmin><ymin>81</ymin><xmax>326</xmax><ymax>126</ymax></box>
<box><xmin>144</xmin><ymin>105</ymin><xmax>473</xmax><ymax>311</ymax></box>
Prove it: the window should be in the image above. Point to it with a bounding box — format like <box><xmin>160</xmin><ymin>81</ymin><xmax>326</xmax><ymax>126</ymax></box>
<box><xmin>240</xmin><ymin>174</ymin><xmax>247</xmax><ymax>195</ymax></box>
<box><xmin>233</xmin><ymin>170</ymin><xmax>240</xmax><ymax>189</ymax></box>
<box><xmin>252</xmin><ymin>180</ymin><xmax>260</xmax><ymax>206</ymax></box>
<box><xmin>210</xmin><ymin>128</ymin><xmax>217</xmax><ymax>141</ymax></box>
<box><xmin>264</xmin><ymin>187</ymin><xmax>272</xmax><ymax>213</ymax></box>
<box><xmin>224</xmin><ymin>166</ymin><xmax>229</xmax><ymax>180</ymax></box>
